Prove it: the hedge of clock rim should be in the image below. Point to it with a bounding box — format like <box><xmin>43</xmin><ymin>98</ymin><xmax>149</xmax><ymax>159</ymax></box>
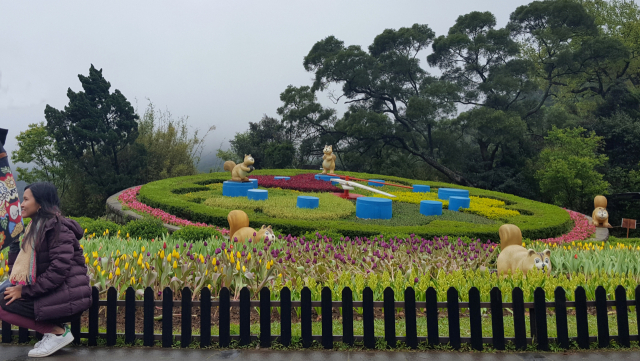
<box><xmin>136</xmin><ymin>170</ymin><xmax>572</xmax><ymax>240</ymax></box>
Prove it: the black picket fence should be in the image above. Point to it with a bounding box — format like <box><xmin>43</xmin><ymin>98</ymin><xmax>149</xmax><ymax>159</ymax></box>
<box><xmin>1</xmin><ymin>284</ymin><xmax>639</xmax><ymax>350</ymax></box>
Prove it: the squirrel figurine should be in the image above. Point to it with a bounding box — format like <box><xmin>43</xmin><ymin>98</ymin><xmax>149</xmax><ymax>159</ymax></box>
<box><xmin>496</xmin><ymin>224</ymin><xmax>551</xmax><ymax>277</ymax></box>
<box><xmin>227</xmin><ymin>210</ymin><xmax>274</xmax><ymax>243</ymax></box>
<box><xmin>321</xmin><ymin>145</ymin><xmax>336</xmax><ymax>174</ymax></box>
<box><xmin>592</xmin><ymin>195</ymin><xmax>612</xmax><ymax>228</ymax></box>
<box><xmin>223</xmin><ymin>154</ymin><xmax>255</xmax><ymax>182</ymax></box>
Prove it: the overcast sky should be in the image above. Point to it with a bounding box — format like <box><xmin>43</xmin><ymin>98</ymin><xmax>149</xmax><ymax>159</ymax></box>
<box><xmin>1</xmin><ymin>0</ymin><xmax>533</xmax><ymax>171</ymax></box>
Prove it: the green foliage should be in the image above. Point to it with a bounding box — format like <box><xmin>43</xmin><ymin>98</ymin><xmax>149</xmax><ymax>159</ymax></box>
<box><xmin>11</xmin><ymin>122</ymin><xmax>71</xmax><ymax>199</ymax></box>
<box><xmin>535</xmin><ymin>127</ymin><xmax>609</xmax><ymax>212</ymax></box>
<box><xmin>301</xmin><ymin>229</ymin><xmax>345</xmax><ymax>243</ymax></box>
<box><xmin>45</xmin><ymin>65</ymin><xmax>143</xmax><ymax>217</ymax></box>
<box><xmin>202</xmin><ymin>187</ymin><xmax>354</xmax><ymax>221</ymax></box>
<box><xmin>171</xmin><ymin>226</ymin><xmax>223</xmax><ymax>242</ymax></box>
<box><xmin>123</xmin><ymin>217</ymin><xmax>167</xmax><ymax>240</ymax></box>
<box><xmin>135</xmin><ymin>100</ymin><xmax>213</xmax><ymax>182</ymax></box>
<box><xmin>138</xmin><ymin>170</ymin><xmax>572</xmax><ymax>240</ymax></box>
<box><xmin>226</xmin><ymin>115</ymin><xmax>296</xmax><ymax>169</ymax></box>
<box><xmin>70</xmin><ymin>217</ymin><xmax>125</xmax><ymax>237</ymax></box>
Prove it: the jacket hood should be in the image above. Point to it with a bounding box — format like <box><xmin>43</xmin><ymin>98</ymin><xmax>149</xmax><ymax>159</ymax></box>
<box><xmin>44</xmin><ymin>217</ymin><xmax>84</xmax><ymax>240</ymax></box>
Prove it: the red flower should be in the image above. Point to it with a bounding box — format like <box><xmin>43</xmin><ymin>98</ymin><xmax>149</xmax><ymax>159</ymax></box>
<box><xmin>163</xmin><ymin>242</ymin><xmax>167</xmax><ymax>249</ymax></box>
<box><xmin>574</xmin><ymin>254</ymin><xmax>578</xmax><ymax>259</ymax></box>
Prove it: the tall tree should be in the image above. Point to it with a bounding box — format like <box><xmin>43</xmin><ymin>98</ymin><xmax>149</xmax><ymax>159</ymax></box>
<box><xmin>303</xmin><ymin>24</ymin><xmax>464</xmax><ymax>184</ymax></box>
<box><xmin>46</xmin><ymin>65</ymin><xmax>144</xmax><ymax>216</ymax></box>
<box><xmin>11</xmin><ymin>122</ymin><xmax>71</xmax><ymax>199</ymax></box>
<box><xmin>535</xmin><ymin>126</ymin><xmax>609</xmax><ymax>212</ymax></box>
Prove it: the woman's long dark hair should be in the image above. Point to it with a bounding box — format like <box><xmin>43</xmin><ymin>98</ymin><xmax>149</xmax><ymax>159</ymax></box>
<box><xmin>22</xmin><ymin>182</ymin><xmax>62</xmax><ymax>251</ymax></box>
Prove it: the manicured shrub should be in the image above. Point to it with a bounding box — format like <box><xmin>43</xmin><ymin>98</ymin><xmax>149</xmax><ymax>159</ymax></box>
<box><xmin>70</xmin><ymin>217</ymin><xmax>125</xmax><ymax>237</ymax></box>
<box><xmin>124</xmin><ymin>217</ymin><xmax>166</xmax><ymax>240</ymax></box>
<box><xmin>172</xmin><ymin>226</ymin><xmax>224</xmax><ymax>242</ymax></box>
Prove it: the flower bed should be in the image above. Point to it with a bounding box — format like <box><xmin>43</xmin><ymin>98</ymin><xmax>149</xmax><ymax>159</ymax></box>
<box><xmin>118</xmin><ymin>186</ymin><xmax>229</xmax><ymax>235</ymax></box>
<box><xmin>373</xmin><ymin>190</ymin><xmax>521</xmax><ymax>220</ymax></box>
<box><xmin>533</xmin><ymin>210</ymin><xmax>595</xmax><ymax>244</ymax></box>
<box><xmin>250</xmin><ymin>173</ymin><xmax>337</xmax><ymax>192</ymax></box>
<box><xmin>2</xmin><ymin>232</ymin><xmax>637</xmax><ymax>302</ymax></box>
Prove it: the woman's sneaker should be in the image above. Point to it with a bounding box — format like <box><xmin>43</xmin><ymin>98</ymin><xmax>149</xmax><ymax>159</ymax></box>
<box><xmin>28</xmin><ymin>326</ymin><xmax>74</xmax><ymax>358</ymax></box>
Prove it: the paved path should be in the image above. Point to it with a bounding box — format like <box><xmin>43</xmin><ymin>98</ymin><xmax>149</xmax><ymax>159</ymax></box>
<box><xmin>583</xmin><ymin>214</ymin><xmax>609</xmax><ymax>242</ymax></box>
<box><xmin>2</xmin><ymin>346</ymin><xmax>640</xmax><ymax>361</ymax></box>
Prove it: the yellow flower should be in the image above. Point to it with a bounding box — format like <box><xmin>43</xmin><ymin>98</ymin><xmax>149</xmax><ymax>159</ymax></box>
<box><xmin>115</xmin><ymin>258</ymin><xmax>120</xmax><ymax>267</ymax></box>
<box><xmin>130</xmin><ymin>277</ymin><xmax>135</xmax><ymax>285</ymax></box>
<box><xmin>242</xmin><ymin>266</ymin><xmax>246</xmax><ymax>272</ymax></box>
<box><xmin>85</xmin><ymin>228</ymin><xmax>88</xmax><ymax>233</ymax></box>
<box><xmin>167</xmin><ymin>254</ymin><xmax>172</xmax><ymax>262</ymax></box>
<box><xmin>108</xmin><ymin>272</ymin><xmax>113</xmax><ymax>280</ymax></box>
<box><xmin>200</xmin><ymin>255</ymin><xmax>205</xmax><ymax>264</ymax></box>
<box><xmin>106</xmin><ymin>229</ymin><xmax>109</xmax><ymax>234</ymax></box>
<box><xmin>266</xmin><ymin>263</ymin><xmax>271</xmax><ymax>270</ymax></box>
<box><xmin>237</xmin><ymin>251</ymin><xmax>241</xmax><ymax>259</ymax></box>
<box><xmin>101</xmin><ymin>270</ymin><xmax>105</xmax><ymax>276</ymax></box>
<box><xmin>97</xmin><ymin>265</ymin><xmax>101</xmax><ymax>272</ymax></box>
<box><xmin>93</xmin><ymin>260</ymin><xmax>98</xmax><ymax>267</ymax></box>
<box><xmin>173</xmin><ymin>261</ymin><xmax>177</xmax><ymax>269</ymax></box>
<box><xmin>236</xmin><ymin>261</ymin><xmax>240</xmax><ymax>271</ymax></box>
<box><xmin>247</xmin><ymin>253</ymin><xmax>251</xmax><ymax>261</ymax></box>
<box><xmin>80</xmin><ymin>245</ymin><xmax>84</xmax><ymax>250</ymax></box>
<box><xmin>92</xmin><ymin>251</ymin><xmax>98</xmax><ymax>259</ymax></box>
<box><xmin>214</xmin><ymin>266</ymin><xmax>218</xmax><ymax>272</ymax></box>
<box><xmin>278</xmin><ymin>273</ymin><xmax>282</xmax><ymax>278</ymax></box>
<box><xmin>126</xmin><ymin>233</ymin><xmax>130</xmax><ymax>238</ymax></box>
<box><xmin>116</xmin><ymin>267</ymin><xmax>121</xmax><ymax>276</ymax></box>
<box><xmin>141</xmin><ymin>246</ymin><xmax>145</xmax><ymax>253</ymax></box>
<box><xmin>145</xmin><ymin>262</ymin><xmax>150</xmax><ymax>269</ymax></box>
<box><xmin>0</xmin><ymin>267</ymin><xmax>4</xmax><ymax>276</ymax></box>
<box><xmin>208</xmin><ymin>284</ymin><xmax>212</xmax><ymax>289</ymax></box>
<box><xmin>205</xmin><ymin>269</ymin><xmax>208</xmax><ymax>276</ymax></box>
<box><xmin>133</xmin><ymin>251</ymin><xmax>137</xmax><ymax>258</ymax></box>
<box><xmin>212</xmin><ymin>257</ymin><xmax>217</xmax><ymax>265</ymax></box>
<box><xmin>125</xmin><ymin>263</ymin><xmax>129</xmax><ymax>270</ymax></box>
<box><xmin>85</xmin><ymin>256</ymin><xmax>89</xmax><ymax>264</ymax></box>
<box><xmin>160</xmin><ymin>250</ymin><xmax>165</xmax><ymax>259</ymax></box>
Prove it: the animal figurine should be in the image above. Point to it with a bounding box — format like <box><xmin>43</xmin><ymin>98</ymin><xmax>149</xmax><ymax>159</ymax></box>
<box><xmin>223</xmin><ymin>155</ymin><xmax>255</xmax><ymax>182</ymax></box>
<box><xmin>496</xmin><ymin>224</ymin><xmax>551</xmax><ymax>277</ymax></box>
<box><xmin>227</xmin><ymin>210</ymin><xmax>274</xmax><ymax>243</ymax></box>
<box><xmin>592</xmin><ymin>195</ymin><xmax>612</xmax><ymax>228</ymax></box>
<box><xmin>321</xmin><ymin>145</ymin><xmax>336</xmax><ymax>174</ymax></box>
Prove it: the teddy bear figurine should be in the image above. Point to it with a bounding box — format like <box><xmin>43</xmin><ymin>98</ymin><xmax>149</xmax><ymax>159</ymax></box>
<box><xmin>592</xmin><ymin>195</ymin><xmax>612</xmax><ymax>228</ymax></box>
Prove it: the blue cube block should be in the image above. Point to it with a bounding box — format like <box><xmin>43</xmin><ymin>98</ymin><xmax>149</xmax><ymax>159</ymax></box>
<box><xmin>274</xmin><ymin>176</ymin><xmax>290</xmax><ymax>180</ymax></box>
<box><xmin>449</xmin><ymin>196</ymin><xmax>470</xmax><ymax>211</ymax></box>
<box><xmin>368</xmin><ymin>179</ymin><xmax>385</xmax><ymax>187</ymax></box>
<box><xmin>437</xmin><ymin>188</ymin><xmax>470</xmax><ymax>200</ymax></box>
<box><xmin>247</xmin><ymin>189</ymin><xmax>268</xmax><ymax>201</ymax></box>
<box><xmin>420</xmin><ymin>200</ymin><xmax>442</xmax><ymax>216</ymax></box>
<box><xmin>297</xmin><ymin>196</ymin><xmax>319</xmax><ymax>209</ymax></box>
<box><xmin>356</xmin><ymin>197</ymin><xmax>392</xmax><ymax>219</ymax></box>
<box><xmin>222</xmin><ymin>181</ymin><xmax>254</xmax><ymax>197</ymax></box>
<box><xmin>413</xmin><ymin>185</ymin><xmax>431</xmax><ymax>193</ymax></box>
<box><xmin>248</xmin><ymin>178</ymin><xmax>258</xmax><ymax>189</ymax></box>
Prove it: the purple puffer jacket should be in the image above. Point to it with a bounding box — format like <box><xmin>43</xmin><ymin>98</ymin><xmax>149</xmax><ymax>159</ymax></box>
<box><xmin>8</xmin><ymin>217</ymin><xmax>92</xmax><ymax>321</ymax></box>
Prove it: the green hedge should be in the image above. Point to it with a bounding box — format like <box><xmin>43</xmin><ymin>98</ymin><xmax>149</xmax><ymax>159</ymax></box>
<box><xmin>137</xmin><ymin>170</ymin><xmax>573</xmax><ymax>240</ymax></box>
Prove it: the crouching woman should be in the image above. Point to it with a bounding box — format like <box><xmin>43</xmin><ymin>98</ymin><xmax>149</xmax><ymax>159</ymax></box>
<box><xmin>0</xmin><ymin>182</ymin><xmax>91</xmax><ymax>358</ymax></box>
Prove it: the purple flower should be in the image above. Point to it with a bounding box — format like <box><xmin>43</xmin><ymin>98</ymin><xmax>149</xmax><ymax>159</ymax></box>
<box><xmin>414</xmin><ymin>277</ymin><xmax>419</xmax><ymax>283</ymax></box>
<box><xmin>203</xmin><ymin>241</ymin><xmax>208</xmax><ymax>247</ymax></box>
<box><xmin>215</xmin><ymin>248</ymin><xmax>221</xmax><ymax>254</ymax></box>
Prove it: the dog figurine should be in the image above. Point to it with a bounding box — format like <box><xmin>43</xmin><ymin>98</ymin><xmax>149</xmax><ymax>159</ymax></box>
<box><xmin>496</xmin><ymin>224</ymin><xmax>551</xmax><ymax>277</ymax></box>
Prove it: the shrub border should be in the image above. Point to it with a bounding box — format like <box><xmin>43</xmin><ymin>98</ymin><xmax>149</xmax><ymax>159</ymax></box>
<box><xmin>137</xmin><ymin>170</ymin><xmax>572</xmax><ymax>240</ymax></box>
